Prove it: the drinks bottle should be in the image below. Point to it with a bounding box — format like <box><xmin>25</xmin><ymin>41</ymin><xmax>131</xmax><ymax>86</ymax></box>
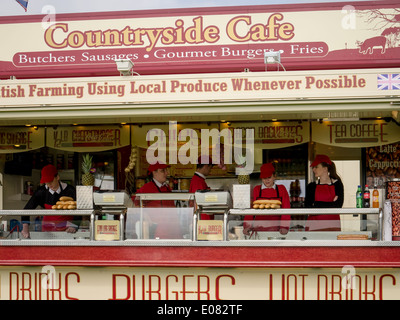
<box><xmin>356</xmin><ymin>185</ymin><xmax>362</xmax><ymax>208</ymax></box>
<box><xmin>363</xmin><ymin>185</ymin><xmax>370</xmax><ymax>208</ymax></box>
<box><xmin>372</xmin><ymin>185</ymin><xmax>379</xmax><ymax>208</ymax></box>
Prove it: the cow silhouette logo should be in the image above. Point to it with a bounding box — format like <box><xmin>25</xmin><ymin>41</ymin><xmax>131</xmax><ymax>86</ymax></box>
<box><xmin>356</xmin><ymin>36</ymin><xmax>387</xmax><ymax>54</ymax></box>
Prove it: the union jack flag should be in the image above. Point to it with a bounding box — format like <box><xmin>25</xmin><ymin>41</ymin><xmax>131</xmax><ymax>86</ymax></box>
<box><xmin>377</xmin><ymin>74</ymin><xmax>400</xmax><ymax>90</ymax></box>
<box><xmin>15</xmin><ymin>0</ymin><xmax>28</xmax><ymax>11</ymax></box>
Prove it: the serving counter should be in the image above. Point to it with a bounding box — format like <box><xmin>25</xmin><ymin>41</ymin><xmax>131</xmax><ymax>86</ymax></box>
<box><xmin>0</xmin><ymin>193</ymin><xmax>400</xmax><ymax>300</ymax></box>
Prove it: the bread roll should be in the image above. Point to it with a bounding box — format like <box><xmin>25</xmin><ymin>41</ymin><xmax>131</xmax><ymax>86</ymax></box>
<box><xmin>270</xmin><ymin>204</ymin><xmax>281</xmax><ymax>209</ymax></box>
<box><xmin>337</xmin><ymin>234</ymin><xmax>368</xmax><ymax>240</ymax></box>
<box><xmin>253</xmin><ymin>199</ymin><xmax>282</xmax><ymax>205</ymax></box>
<box><xmin>253</xmin><ymin>204</ymin><xmax>260</xmax><ymax>209</ymax></box>
<box><xmin>259</xmin><ymin>204</ymin><xmax>265</xmax><ymax>209</ymax></box>
<box><xmin>60</xmin><ymin>196</ymin><xmax>74</xmax><ymax>201</ymax></box>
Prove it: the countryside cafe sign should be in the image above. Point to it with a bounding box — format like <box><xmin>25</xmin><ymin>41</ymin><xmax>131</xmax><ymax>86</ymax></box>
<box><xmin>0</xmin><ymin>1</ymin><xmax>399</xmax><ymax>78</ymax></box>
<box><xmin>0</xmin><ymin>68</ymin><xmax>399</xmax><ymax>106</ymax></box>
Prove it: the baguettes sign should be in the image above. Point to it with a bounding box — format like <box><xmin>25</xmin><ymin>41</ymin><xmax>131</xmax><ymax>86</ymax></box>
<box><xmin>0</xmin><ymin>0</ymin><xmax>399</xmax><ymax>79</ymax></box>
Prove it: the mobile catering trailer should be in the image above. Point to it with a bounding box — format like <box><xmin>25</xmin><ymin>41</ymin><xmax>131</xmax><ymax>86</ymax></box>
<box><xmin>0</xmin><ymin>0</ymin><xmax>399</xmax><ymax>301</ymax></box>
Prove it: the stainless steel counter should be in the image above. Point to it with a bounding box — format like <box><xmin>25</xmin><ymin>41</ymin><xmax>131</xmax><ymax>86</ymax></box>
<box><xmin>0</xmin><ymin>206</ymin><xmax>389</xmax><ymax>246</ymax></box>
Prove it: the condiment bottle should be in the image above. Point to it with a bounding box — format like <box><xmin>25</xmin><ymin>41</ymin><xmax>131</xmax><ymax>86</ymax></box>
<box><xmin>372</xmin><ymin>185</ymin><xmax>379</xmax><ymax>208</ymax></box>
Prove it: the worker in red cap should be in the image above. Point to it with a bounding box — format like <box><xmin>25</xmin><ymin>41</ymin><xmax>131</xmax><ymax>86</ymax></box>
<box><xmin>189</xmin><ymin>155</ymin><xmax>214</xmax><ymax>220</ymax></box>
<box><xmin>135</xmin><ymin>161</ymin><xmax>182</xmax><ymax>239</ymax></box>
<box><xmin>22</xmin><ymin>164</ymin><xmax>77</xmax><ymax>238</ymax></box>
<box><xmin>305</xmin><ymin>154</ymin><xmax>344</xmax><ymax>231</ymax></box>
<box><xmin>243</xmin><ymin>162</ymin><xmax>291</xmax><ymax>236</ymax></box>
<box><xmin>135</xmin><ymin>162</ymin><xmax>174</xmax><ymax>206</ymax></box>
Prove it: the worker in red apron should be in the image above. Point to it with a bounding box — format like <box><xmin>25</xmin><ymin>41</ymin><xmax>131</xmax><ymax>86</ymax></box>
<box><xmin>135</xmin><ymin>162</ymin><xmax>181</xmax><ymax>239</ymax></box>
<box><xmin>305</xmin><ymin>154</ymin><xmax>344</xmax><ymax>231</ymax></box>
<box><xmin>22</xmin><ymin>164</ymin><xmax>77</xmax><ymax>238</ymax></box>
<box><xmin>136</xmin><ymin>162</ymin><xmax>175</xmax><ymax>207</ymax></box>
<box><xmin>189</xmin><ymin>155</ymin><xmax>213</xmax><ymax>220</ymax></box>
<box><xmin>243</xmin><ymin>163</ymin><xmax>291</xmax><ymax>235</ymax></box>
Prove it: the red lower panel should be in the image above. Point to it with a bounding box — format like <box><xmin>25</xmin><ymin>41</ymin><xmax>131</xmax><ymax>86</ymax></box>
<box><xmin>0</xmin><ymin>246</ymin><xmax>399</xmax><ymax>268</ymax></box>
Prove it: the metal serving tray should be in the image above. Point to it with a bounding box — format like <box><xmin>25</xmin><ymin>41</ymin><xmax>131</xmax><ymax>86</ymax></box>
<box><xmin>194</xmin><ymin>190</ymin><xmax>232</xmax><ymax>207</ymax></box>
<box><xmin>93</xmin><ymin>191</ymin><xmax>132</xmax><ymax>207</ymax></box>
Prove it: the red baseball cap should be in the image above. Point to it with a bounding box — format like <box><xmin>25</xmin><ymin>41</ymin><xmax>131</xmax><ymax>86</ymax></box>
<box><xmin>310</xmin><ymin>154</ymin><xmax>332</xmax><ymax>167</ymax></box>
<box><xmin>260</xmin><ymin>163</ymin><xmax>275</xmax><ymax>179</ymax></box>
<box><xmin>147</xmin><ymin>162</ymin><xmax>170</xmax><ymax>173</ymax></box>
<box><xmin>40</xmin><ymin>164</ymin><xmax>58</xmax><ymax>183</ymax></box>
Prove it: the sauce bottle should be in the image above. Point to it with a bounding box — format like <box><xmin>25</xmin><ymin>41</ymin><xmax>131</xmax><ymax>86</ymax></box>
<box><xmin>372</xmin><ymin>185</ymin><xmax>379</xmax><ymax>208</ymax></box>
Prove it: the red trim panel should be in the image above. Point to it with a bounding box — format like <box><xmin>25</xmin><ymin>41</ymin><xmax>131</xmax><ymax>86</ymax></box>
<box><xmin>0</xmin><ymin>246</ymin><xmax>399</xmax><ymax>268</ymax></box>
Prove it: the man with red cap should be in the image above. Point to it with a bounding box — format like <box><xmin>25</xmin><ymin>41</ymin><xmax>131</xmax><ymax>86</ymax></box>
<box><xmin>305</xmin><ymin>154</ymin><xmax>344</xmax><ymax>231</ymax></box>
<box><xmin>135</xmin><ymin>162</ymin><xmax>182</xmax><ymax>239</ymax></box>
<box><xmin>189</xmin><ymin>155</ymin><xmax>214</xmax><ymax>220</ymax></box>
<box><xmin>135</xmin><ymin>162</ymin><xmax>175</xmax><ymax>207</ymax></box>
<box><xmin>243</xmin><ymin>162</ymin><xmax>291</xmax><ymax>235</ymax></box>
<box><xmin>22</xmin><ymin>164</ymin><xmax>77</xmax><ymax>238</ymax></box>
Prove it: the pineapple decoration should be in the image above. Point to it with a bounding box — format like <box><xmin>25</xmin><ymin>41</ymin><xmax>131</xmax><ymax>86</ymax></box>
<box><xmin>81</xmin><ymin>153</ymin><xmax>95</xmax><ymax>186</ymax></box>
<box><xmin>237</xmin><ymin>169</ymin><xmax>250</xmax><ymax>184</ymax></box>
<box><xmin>236</xmin><ymin>155</ymin><xmax>250</xmax><ymax>184</ymax></box>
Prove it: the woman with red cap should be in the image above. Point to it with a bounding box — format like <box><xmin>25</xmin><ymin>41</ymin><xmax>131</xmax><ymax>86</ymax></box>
<box><xmin>22</xmin><ymin>164</ymin><xmax>77</xmax><ymax>238</ymax></box>
<box><xmin>135</xmin><ymin>162</ymin><xmax>182</xmax><ymax>238</ymax></box>
<box><xmin>243</xmin><ymin>162</ymin><xmax>291</xmax><ymax>236</ymax></box>
<box><xmin>305</xmin><ymin>154</ymin><xmax>344</xmax><ymax>231</ymax></box>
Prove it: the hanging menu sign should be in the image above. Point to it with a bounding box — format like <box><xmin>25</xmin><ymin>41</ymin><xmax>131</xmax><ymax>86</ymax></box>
<box><xmin>312</xmin><ymin>120</ymin><xmax>400</xmax><ymax>148</ymax></box>
<box><xmin>47</xmin><ymin>125</ymin><xmax>130</xmax><ymax>152</ymax></box>
<box><xmin>228</xmin><ymin>121</ymin><xmax>309</xmax><ymax>149</ymax></box>
<box><xmin>0</xmin><ymin>127</ymin><xmax>45</xmax><ymax>153</ymax></box>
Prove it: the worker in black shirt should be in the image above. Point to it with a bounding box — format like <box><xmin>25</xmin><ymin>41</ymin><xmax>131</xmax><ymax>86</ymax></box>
<box><xmin>305</xmin><ymin>154</ymin><xmax>344</xmax><ymax>231</ymax></box>
<box><xmin>22</xmin><ymin>164</ymin><xmax>77</xmax><ymax>239</ymax></box>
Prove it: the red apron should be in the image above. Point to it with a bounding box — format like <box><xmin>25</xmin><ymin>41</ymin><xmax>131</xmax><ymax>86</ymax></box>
<box><xmin>189</xmin><ymin>173</ymin><xmax>212</xmax><ymax>220</ymax></box>
<box><xmin>41</xmin><ymin>185</ymin><xmax>73</xmax><ymax>231</ymax></box>
<box><xmin>244</xmin><ymin>185</ymin><xmax>289</xmax><ymax>232</ymax></box>
<box><xmin>136</xmin><ymin>180</ymin><xmax>182</xmax><ymax>239</ymax></box>
<box><xmin>306</xmin><ymin>183</ymin><xmax>340</xmax><ymax>231</ymax></box>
